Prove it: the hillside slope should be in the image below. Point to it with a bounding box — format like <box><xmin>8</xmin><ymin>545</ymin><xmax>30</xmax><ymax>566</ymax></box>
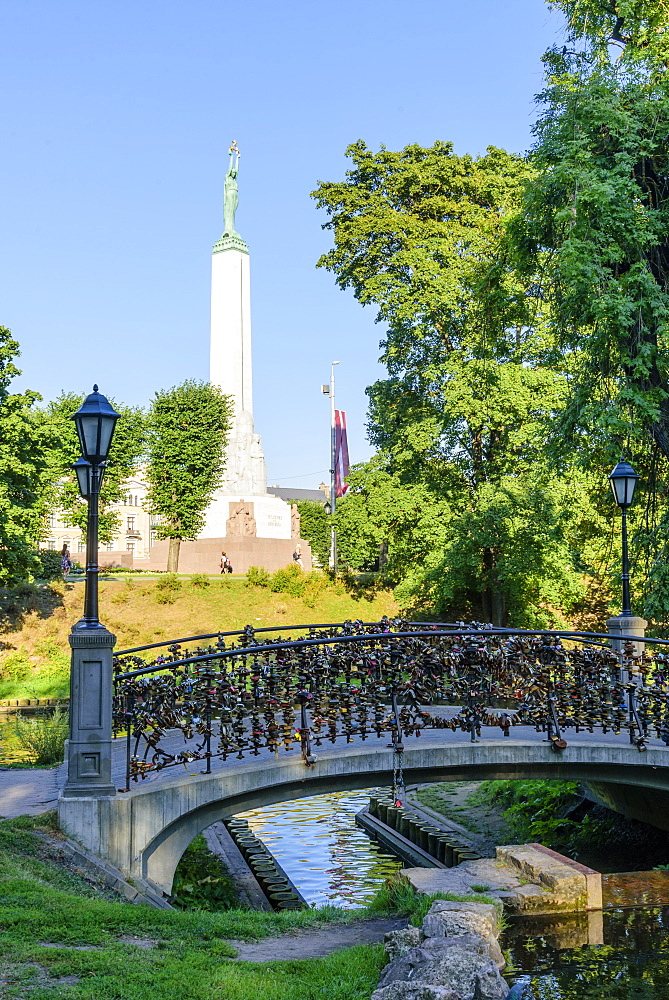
<box><xmin>0</xmin><ymin>576</ymin><xmax>400</xmax><ymax>699</ymax></box>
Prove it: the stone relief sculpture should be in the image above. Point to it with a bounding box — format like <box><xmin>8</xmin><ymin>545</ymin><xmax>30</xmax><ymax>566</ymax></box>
<box><xmin>226</xmin><ymin>502</ymin><xmax>257</xmax><ymax>537</ymax></box>
<box><xmin>291</xmin><ymin>504</ymin><xmax>301</xmax><ymax>539</ymax></box>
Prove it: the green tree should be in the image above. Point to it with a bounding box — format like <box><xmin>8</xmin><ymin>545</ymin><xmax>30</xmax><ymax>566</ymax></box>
<box><xmin>313</xmin><ymin>142</ymin><xmax>589</xmax><ymax>623</ymax></box>
<box><xmin>145</xmin><ymin>380</ymin><xmax>232</xmax><ymax>572</ymax></box>
<box><xmin>509</xmin><ymin>0</ymin><xmax>669</xmax><ymax>621</ymax></box>
<box><xmin>0</xmin><ymin>327</ymin><xmax>52</xmax><ymax>585</ymax></box>
<box><xmin>290</xmin><ymin>500</ymin><xmax>330</xmax><ymax>568</ymax></box>
<box><xmin>39</xmin><ymin>392</ymin><xmax>146</xmax><ymax>544</ymax></box>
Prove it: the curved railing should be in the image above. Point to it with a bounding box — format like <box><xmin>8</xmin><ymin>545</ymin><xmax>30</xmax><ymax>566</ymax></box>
<box><xmin>112</xmin><ymin>619</ymin><xmax>669</xmax><ymax>791</ymax></box>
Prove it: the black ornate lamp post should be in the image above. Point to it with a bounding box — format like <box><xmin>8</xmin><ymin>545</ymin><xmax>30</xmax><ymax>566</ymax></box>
<box><xmin>608</xmin><ymin>459</ymin><xmax>640</xmax><ymax>617</ymax></box>
<box><xmin>62</xmin><ymin>386</ymin><xmax>120</xmax><ymax>799</ymax></box>
<box><xmin>71</xmin><ymin>386</ymin><xmax>119</xmax><ymax>628</ymax></box>
<box><xmin>607</xmin><ymin>459</ymin><xmax>646</xmax><ymax>660</ymax></box>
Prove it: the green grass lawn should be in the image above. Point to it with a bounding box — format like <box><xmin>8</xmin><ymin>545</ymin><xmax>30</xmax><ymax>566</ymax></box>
<box><xmin>0</xmin><ymin>815</ymin><xmax>387</xmax><ymax>1000</ymax></box>
<box><xmin>0</xmin><ymin>813</ymin><xmax>496</xmax><ymax>1000</ymax></box>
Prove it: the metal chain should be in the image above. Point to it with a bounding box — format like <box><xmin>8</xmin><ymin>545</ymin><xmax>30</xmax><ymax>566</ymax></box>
<box><xmin>392</xmin><ymin>746</ymin><xmax>405</xmax><ymax>806</ymax></box>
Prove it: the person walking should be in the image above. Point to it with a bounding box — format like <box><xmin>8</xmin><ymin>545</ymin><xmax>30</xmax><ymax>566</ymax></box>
<box><xmin>61</xmin><ymin>543</ymin><xmax>72</xmax><ymax>582</ymax></box>
<box><xmin>292</xmin><ymin>544</ymin><xmax>304</xmax><ymax>570</ymax></box>
<box><xmin>220</xmin><ymin>551</ymin><xmax>227</xmax><ymax>574</ymax></box>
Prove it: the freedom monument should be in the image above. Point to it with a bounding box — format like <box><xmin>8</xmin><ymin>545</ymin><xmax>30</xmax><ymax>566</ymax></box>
<box><xmin>148</xmin><ymin>142</ymin><xmax>311</xmax><ymax>573</ymax></box>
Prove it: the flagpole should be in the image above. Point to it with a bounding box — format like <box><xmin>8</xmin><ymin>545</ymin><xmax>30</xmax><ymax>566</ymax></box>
<box><xmin>330</xmin><ymin>361</ymin><xmax>339</xmax><ymax>573</ymax></box>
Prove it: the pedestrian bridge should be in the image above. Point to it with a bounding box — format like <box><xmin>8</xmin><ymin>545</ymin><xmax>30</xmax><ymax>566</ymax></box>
<box><xmin>59</xmin><ymin>736</ymin><xmax>669</xmax><ymax>895</ymax></box>
<box><xmin>58</xmin><ymin>620</ymin><xmax>669</xmax><ymax>896</ymax></box>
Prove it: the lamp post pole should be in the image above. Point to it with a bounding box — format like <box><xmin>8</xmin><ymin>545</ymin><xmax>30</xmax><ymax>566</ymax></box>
<box><xmin>82</xmin><ymin>464</ymin><xmax>102</xmax><ymax>627</ymax></box>
<box><xmin>620</xmin><ymin>502</ymin><xmax>632</xmax><ymax>617</ymax></box>
<box><xmin>62</xmin><ymin>387</ymin><xmax>120</xmax><ymax>799</ymax></box>
<box><xmin>329</xmin><ymin>362</ymin><xmax>338</xmax><ymax>574</ymax></box>
<box><xmin>321</xmin><ymin>363</ymin><xmax>339</xmax><ymax>573</ymax></box>
<box><xmin>607</xmin><ymin>459</ymin><xmax>646</xmax><ymax>658</ymax></box>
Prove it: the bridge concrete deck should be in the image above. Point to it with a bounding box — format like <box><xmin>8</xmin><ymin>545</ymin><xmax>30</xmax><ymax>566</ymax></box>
<box><xmin>57</xmin><ymin>732</ymin><xmax>669</xmax><ymax>897</ymax></box>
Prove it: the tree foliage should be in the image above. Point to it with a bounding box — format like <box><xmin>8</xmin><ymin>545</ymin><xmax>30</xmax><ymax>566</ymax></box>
<box><xmin>0</xmin><ymin>327</ymin><xmax>52</xmax><ymax>585</ymax></box>
<box><xmin>290</xmin><ymin>500</ymin><xmax>330</xmax><ymax>568</ymax></box>
<box><xmin>39</xmin><ymin>392</ymin><xmax>146</xmax><ymax>544</ymax></box>
<box><xmin>145</xmin><ymin>380</ymin><xmax>232</xmax><ymax>572</ymax></box>
<box><xmin>313</xmin><ymin>142</ymin><xmax>592</xmax><ymax>624</ymax></box>
<box><xmin>507</xmin><ymin>0</ymin><xmax>669</xmax><ymax>622</ymax></box>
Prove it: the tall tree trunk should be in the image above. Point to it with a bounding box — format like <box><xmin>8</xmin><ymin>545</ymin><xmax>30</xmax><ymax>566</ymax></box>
<box><xmin>167</xmin><ymin>537</ymin><xmax>181</xmax><ymax>573</ymax></box>
<box><xmin>482</xmin><ymin>547</ymin><xmax>507</xmax><ymax>625</ymax></box>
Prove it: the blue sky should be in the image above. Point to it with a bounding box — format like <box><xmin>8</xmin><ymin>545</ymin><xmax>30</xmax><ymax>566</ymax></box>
<box><xmin>1</xmin><ymin>0</ymin><xmax>565</xmax><ymax>489</ymax></box>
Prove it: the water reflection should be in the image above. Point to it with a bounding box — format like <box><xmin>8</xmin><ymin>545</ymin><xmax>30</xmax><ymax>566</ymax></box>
<box><xmin>236</xmin><ymin>788</ymin><xmax>403</xmax><ymax>908</ymax></box>
<box><xmin>0</xmin><ymin>717</ymin><xmax>30</xmax><ymax>765</ymax></box>
<box><xmin>505</xmin><ymin>907</ymin><xmax>669</xmax><ymax>998</ymax></box>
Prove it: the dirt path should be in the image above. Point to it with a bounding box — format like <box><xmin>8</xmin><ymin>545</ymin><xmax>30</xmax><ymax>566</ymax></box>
<box><xmin>412</xmin><ymin>780</ymin><xmax>511</xmax><ymax>855</ymax></box>
<box><xmin>227</xmin><ymin>917</ymin><xmax>407</xmax><ymax>962</ymax></box>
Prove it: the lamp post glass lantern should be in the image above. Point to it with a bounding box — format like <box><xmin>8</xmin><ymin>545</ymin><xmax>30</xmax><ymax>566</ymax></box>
<box><xmin>609</xmin><ymin>459</ymin><xmax>640</xmax><ymax>617</ymax></box>
<box><xmin>71</xmin><ymin>386</ymin><xmax>119</xmax><ymax>629</ymax></box>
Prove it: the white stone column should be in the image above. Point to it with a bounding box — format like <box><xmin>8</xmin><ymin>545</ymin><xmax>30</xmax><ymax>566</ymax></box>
<box><xmin>210</xmin><ymin>239</ymin><xmax>253</xmax><ymax>416</ymax></box>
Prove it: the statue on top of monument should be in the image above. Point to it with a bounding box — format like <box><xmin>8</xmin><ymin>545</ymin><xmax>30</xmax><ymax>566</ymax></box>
<box><xmin>223</xmin><ymin>140</ymin><xmax>240</xmax><ymax>236</ymax></box>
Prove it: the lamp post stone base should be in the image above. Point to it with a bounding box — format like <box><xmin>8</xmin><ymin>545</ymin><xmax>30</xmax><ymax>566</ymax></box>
<box><xmin>607</xmin><ymin>614</ymin><xmax>648</xmax><ymax>659</ymax></box>
<box><xmin>62</xmin><ymin>626</ymin><xmax>117</xmax><ymax>799</ymax></box>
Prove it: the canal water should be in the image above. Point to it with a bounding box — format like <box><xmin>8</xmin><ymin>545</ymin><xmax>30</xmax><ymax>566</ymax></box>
<box><xmin>240</xmin><ymin>791</ymin><xmax>669</xmax><ymax>998</ymax></box>
<box><xmin>236</xmin><ymin>788</ymin><xmax>403</xmax><ymax>907</ymax></box>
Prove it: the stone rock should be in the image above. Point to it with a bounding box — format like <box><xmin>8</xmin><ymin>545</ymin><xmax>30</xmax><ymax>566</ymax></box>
<box><xmin>384</xmin><ymin>926</ymin><xmax>422</xmax><ymax>960</ymax></box>
<box><xmin>414</xmin><ymin>948</ymin><xmax>508</xmax><ymax>1000</ymax></box>
<box><xmin>371</xmin><ymin>985</ymin><xmax>459</xmax><ymax>1000</ymax></box>
<box><xmin>418</xmin><ymin>933</ymin><xmax>505</xmax><ymax>971</ymax></box>
<box><xmin>423</xmin><ymin>901</ymin><xmax>501</xmax><ymax>940</ymax></box>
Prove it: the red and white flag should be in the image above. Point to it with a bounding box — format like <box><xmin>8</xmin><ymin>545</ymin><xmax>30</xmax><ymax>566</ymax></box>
<box><xmin>334</xmin><ymin>410</ymin><xmax>350</xmax><ymax>498</ymax></box>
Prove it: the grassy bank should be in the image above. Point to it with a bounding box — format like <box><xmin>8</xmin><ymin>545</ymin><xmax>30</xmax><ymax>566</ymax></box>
<box><xmin>0</xmin><ymin>814</ymin><xmax>382</xmax><ymax>1000</ymax></box>
<box><xmin>0</xmin><ymin>813</ymin><xmax>495</xmax><ymax>1000</ymax></box>
<box><xmin>0</xmin><ymin>576</ymin><xmax>399</xmax><ymax>701</ymax></box>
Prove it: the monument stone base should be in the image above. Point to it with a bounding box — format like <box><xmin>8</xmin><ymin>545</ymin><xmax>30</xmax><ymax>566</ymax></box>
<box><xmin>143</xmin><ymin>536</ymin><xmax>311</xmax><ymax>575</ymax></box>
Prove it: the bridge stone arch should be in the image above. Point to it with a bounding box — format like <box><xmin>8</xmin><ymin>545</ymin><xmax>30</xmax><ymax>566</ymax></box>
<box><xmin>59</xmin><ymin>738</ymin><xmax>669</xmax><ymax>895</ymax></box>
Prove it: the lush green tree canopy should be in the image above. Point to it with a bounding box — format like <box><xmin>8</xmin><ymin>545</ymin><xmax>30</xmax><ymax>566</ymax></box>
<box><xmin>40</xmin><ymin>392</ymin><xmax>146</xmax><ymax>544</ymax></box>
<box><xmin>313</xmin><ymin>142</ymin><xmax>591</xmax><ymax>625</ymax></box>
<box><xmin>145</xmin><ymin>380</ymin><xmax>232</xmax><ymax>572</ymax></box>
<box><xmin>0</xmin><ymin>327</ymin><xmax>51</xmax><ymax>585</ymax></box>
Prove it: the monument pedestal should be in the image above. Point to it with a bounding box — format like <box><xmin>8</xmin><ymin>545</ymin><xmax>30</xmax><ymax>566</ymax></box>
<box><xmin>145</xmin><ymin>535</ymin><xmax>311</xmax><ymax>575</ymax></box>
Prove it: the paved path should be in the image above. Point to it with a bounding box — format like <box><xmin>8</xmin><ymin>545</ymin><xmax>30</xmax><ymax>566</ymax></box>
<box><xmin>1</xmin><ymin>720</ymin><xmax>666</xmax><ymax>820</ymax></box>
<box><xmin>0</xmin><ymin>763</ymin><xmax>65</xmax><ymax>818</ymax></box>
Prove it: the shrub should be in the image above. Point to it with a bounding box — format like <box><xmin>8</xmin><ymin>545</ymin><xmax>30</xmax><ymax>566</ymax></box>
<box><xmin>154</xmin><ymin>574</ymin><xmax>182</xmax><ymax>603</ymax></box>
<box><xmin>171</xmin><ymin>835</ymin><xmax>239</xmax><ymax>911</ymax></box>
<box><xmin>0</xmin><ymin>652</ymin><xmax>31</xmax><ymax>686</ymax></box>
<box><xmin>155</xmin><ymin>590</ymin><xmax>177</xmax><ymax>604</ymax></box>
<box><xmin>34</xmin><ymin>550</ymin><xmax>63</xmax><ymax>581</ymax></box>
<box><xmin>270</xmin><ymin>563</ymin><xmax>306</xmax><ymax>596</ymax></box>
<box><xmin>246</xmin><ymin>566</ymin><xmax>271</xmax><ymax>588</ymax></box>
<box><xmin>301</xmin><ymin>572</ymin><xmax>329</xmax><ymax>608</ymax></box>
<box><xmin>190</xmin><ymin>573</ymin><xmax>211</xmax><ymax>588</ymax></box>
<box><xmin>13</xmin><ymin>708</ymin><xmax>69</xmax><ymax>766</ymax></box>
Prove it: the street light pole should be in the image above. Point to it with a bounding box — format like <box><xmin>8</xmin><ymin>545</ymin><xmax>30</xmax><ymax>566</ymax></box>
<box><xmin>329</xmin><ymin>362</ymin><xmax>339</xmax><ymax>573</ymax></box>
<box><xmin>63</xmin><ymin>386</ymin><xmax>120</xmax><ymax>799</ymax></box>
<box><xmin>608</xmin><ymin>459</ymin><xmax>640</xmax><ymax>618</ymax></box>
<box><xmin>321</xmin><ymin>363</ymin><xmax>340</xmax><ymax>573</ymax></box>
<box><xmin>82</xmin><ymin>463</ymin><xmax>102</xmax><ymax>627</ymax></box>
<box><xmin>620</xmin><ymin>502</ymin><xmax>631</xmax><ymax>617</ymax></box>
<box><xmin>607</xmin><ymin>459</ymin><xmax>646</xmax><ymax>658</ymax></box>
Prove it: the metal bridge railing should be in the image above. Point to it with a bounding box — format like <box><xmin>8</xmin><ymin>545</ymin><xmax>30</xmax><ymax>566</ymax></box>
<box><xmin>112</xmin><ymin>619</ymin><xmax>669</xmax><ymax>793</ymax></box>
